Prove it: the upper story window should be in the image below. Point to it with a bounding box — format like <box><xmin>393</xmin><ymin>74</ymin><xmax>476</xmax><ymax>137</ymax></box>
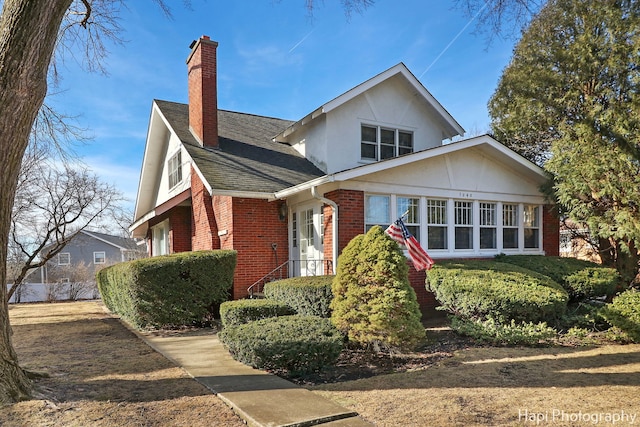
<box><xmin>361</xmin><ymin>125</ymin><xmax>413</xmax><ymax>161</ymax></box>
<box><xmin>168</xmin><ymin>151</ymin><xmax>182</xmax><ymax>189</ymax></box>
<box><xmin>58</xmin><ymin>252</ymin><xmax>70</xmax><ymax>265</ymax></box>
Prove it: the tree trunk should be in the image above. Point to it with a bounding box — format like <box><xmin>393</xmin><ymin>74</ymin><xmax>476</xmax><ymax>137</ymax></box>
<box><xmin>0</xmin><ymin>0</ymin><xmax>73</xmax><ymax>404</ymax></box>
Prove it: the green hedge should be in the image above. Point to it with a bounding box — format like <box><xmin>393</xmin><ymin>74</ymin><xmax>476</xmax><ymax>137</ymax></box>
<box><xmin>495</xmin><ymin>255</ymin><xmax>619</xmax><ymax>301</ymax></box>
<box><xmin>219</xmin><ymin>299</ymin><xmax>295</xmax><ymax>328</ymax></box>
<box><xmin>426</xmin><ymin>260</ymin><xmax>569</xmax><ymax>323</ymax></box>
<box><xmin>601</xmin><ymin>289</ymin><xmax>640</xmax><ymax>342</ymax></box>
<box><xmin>263</xmin><ymin>276</ymin><xmax>334</xmax><ymax>318</ymax></box>
<box><xmin>219</xmin><ymin>315</ymin><xmax>344</xmax><ymax>374</ymax></box>
<box><xmin>97</xmin><ymin>250</ymin><xmax>236</xmax><ymax>328</ymax></box>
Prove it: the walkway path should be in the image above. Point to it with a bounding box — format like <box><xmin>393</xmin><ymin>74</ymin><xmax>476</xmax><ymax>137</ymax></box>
<box><xmin>136</xmin><ymin>328</ymin><xmax>373</xmax><ymax>427</ymax></box>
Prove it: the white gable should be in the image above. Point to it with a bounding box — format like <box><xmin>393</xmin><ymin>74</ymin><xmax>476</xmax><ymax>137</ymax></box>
<box><xmin>276</xmin><ymin>63</ymin><xmax>465</xmax><ymax>175</ymax></box>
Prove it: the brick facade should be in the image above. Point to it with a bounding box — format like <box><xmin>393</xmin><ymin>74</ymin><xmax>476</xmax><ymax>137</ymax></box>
<box><xmin>227</xmin><ymin>198</ymin><xmax>289</xmax><ymax>299</ymax></box>
<box><xmin>191</xmin><ymin>169</ymin><xmax>220</xmax><ymax>251</ymax></box>
<box><xmin>543</xmin><ymin>204</ymin><xmax>560</xmax><ymax>256</ymax></box>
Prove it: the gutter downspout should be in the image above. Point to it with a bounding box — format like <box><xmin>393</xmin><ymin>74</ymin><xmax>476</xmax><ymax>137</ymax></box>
<box><xmin>311</xmin><ymin>186</ymin><xmax>338</xmax><ymax>273</ymax></box>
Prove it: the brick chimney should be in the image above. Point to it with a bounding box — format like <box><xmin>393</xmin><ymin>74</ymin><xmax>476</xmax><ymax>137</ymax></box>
<box><xmin>186</xmin><ymin>35</ymin><xmax>219</xmax><ymax>148</ymax></box>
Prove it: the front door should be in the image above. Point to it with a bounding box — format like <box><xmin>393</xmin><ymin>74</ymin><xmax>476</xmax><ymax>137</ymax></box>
<box><xmin>293</xmin><ymin>204</ymin><xmax>323</xmax><ymax>276</ymax></box>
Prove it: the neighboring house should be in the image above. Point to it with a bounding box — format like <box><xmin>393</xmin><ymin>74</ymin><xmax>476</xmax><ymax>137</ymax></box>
<box><xmin>130</xmin><ymin>36</ymin><xmax>559</xmax><ymax>313</ymax></box>
<box><xmin>40</xmin><ymin>230</ymin><xmax>145</xmax><ymax>285</ymax></box>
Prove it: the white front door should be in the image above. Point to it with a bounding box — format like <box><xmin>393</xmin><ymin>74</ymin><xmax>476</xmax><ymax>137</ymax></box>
<box><xmin>293</xmin><ymin>204</ymin><xmax>323</xmax><ymax>276</ymax></box>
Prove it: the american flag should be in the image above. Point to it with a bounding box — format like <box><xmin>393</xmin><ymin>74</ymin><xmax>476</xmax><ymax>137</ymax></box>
<box><xmin>385</xmin><ymin>218</ymin><xmax>434</xmax><ymax>271</ymax></box>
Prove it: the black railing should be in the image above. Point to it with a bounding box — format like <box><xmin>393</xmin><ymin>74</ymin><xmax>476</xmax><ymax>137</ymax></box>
<box><xmin>247</xmin><ymin>259</ymin><xmax>334</xmax><ymax>298</ymax></box>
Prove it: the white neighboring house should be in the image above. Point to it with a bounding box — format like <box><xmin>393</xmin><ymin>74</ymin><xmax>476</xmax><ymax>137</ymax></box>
<box><xmin>129</xmin><ymin>36</ymin><xmax>559</xmax><ymax>313</ymax></box>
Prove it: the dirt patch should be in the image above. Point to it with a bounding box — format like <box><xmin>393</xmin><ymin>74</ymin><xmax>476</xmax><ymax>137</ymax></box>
<box><xmin>1</xmin><ymin>301</ymin><xmax>245</xmax><ymax>427</ymax></box>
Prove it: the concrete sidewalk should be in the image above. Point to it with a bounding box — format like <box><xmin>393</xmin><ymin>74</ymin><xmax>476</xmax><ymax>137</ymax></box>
<box><xmin>136</xmin><ymin>328</ymin><xmax>373</xmax><ymax>427</ymax></box>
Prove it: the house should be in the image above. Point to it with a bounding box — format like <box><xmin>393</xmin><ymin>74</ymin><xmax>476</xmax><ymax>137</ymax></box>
<box><xmin>8</xmin><ymin>230</ymin><xmax>145</xmax><ymax>303</ymax></box>
<box><xmin>130</xmin><ymin>36</ymin><xmax>558</xmax><ymax>313</ymax></box>
<box><xmin>41</xmin><ymin>230</ymin><xmax>145</xmax><ymax>285</ymax></box>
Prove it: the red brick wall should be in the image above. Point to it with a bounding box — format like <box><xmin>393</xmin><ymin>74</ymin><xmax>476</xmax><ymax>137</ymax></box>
<box><xmin>322</xmin><ymin>203</ymin><xmax>334</xmax><ymax>272</ymax></box>
<box><xmin>191</xmin><ymin>170</ymin><xmax>220</xmax><ymax>251</ymax></box>
<box><xmin>543</xmin><ymin>204</ymin><xmax>560</xmax><ymax>256</ymax></box>
<box><xmin>229</xmin><ymin>198</ymin><xmax>289</xmax><ymax>299</ymax></box>
<box><xmin>169</xmin><ymin>206</ymin><xmax>192</xmax><ymax>253</ymax></box>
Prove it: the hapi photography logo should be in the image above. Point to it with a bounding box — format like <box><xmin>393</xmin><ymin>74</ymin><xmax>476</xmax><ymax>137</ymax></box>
<box><xmin>519</xmin><ymin>409</ymin><xmax>637</xmax><ymax>425</ymax></box>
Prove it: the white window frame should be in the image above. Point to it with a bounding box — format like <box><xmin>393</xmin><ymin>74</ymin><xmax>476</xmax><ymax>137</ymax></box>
<box><xmin>151</xmin><ymin>220</ymin><xmax>170</xmax><ymax>256</ymax></box>
<box><xmin>364</xmin><ymin>193</ymin><xmax>544</xmax><ymax>257</ymax></box>
<box><xmin>397</xmin><ymin>196</ymin><xmax>420</xmax><ymax>243</ymax></box>
<box><xmin>523</xmin><ymin>205</ymin><xmax>541</xmax><ymax>249</ymax></box>
<box><xmin>58</xmin><ymin>252</ymin><xmax>70</xmax><ymax>265</ymax></box>
<box><xmin>93</xmin><ymin>251</ymin><xmax>106</xmax><ymax>264</ymax></box>
<box><xmin>168</xmin><ymin>150</ymin><xmax>183</xmax><ymax>189</ymax></box>
<box><xmin>479</xmin><ymin>202</ymin><xmax>497</xmax><ymax>250</ymax></box>
<box><xmin>361</xmin><ymin>125</ymin><xmax>414</xmax><ymax>161</ymax></box>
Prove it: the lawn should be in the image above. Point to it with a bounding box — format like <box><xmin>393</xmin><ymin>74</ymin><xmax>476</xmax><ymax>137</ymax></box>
<box><xmin>2</xmin><ymin>301</ymin><xmax>640</xmax><ymax>426</ymax></box>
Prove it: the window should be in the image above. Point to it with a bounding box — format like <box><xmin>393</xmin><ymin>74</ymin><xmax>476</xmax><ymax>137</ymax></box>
<box><xmin>152</xmin><ymin>220</ymin><xmax>169</xmax><ymax>256</ymax></box>
<box><xmin>361</xmin><ymin>125</ymin><xmax>413</xmax><ymax>161</ymax></box>
<box><xmin>94</xmin><ymin>251</ymin><xmax>106</xmax><ymax>264</ymax></box>
<box><xmin>503</xmin><ymin>204</ymin><xmax>519</xmax><ymax>249</ymax></box>
<box><xmin>479</xmin><ymin>202</ymin><xmax>497</xmax><ymax>249</ymax></box>
<box><xmin>320</xmin><ymin>212</ymin><xmax>325</xmax><ymax>245</ymax></box>
<box><xmin>168</xmin><ymin>151</ymin><xmax>182</xmax><ymax>189</ymax></box>
<box><xmin>397</xmin><ymin>197</ymin><xmax>420</xmax><ymax>242</ymax></box>
<box><xmin>454</xmin><ymin>201</ymin><xmax>473</xmax><ymax>249</ymax></box>
<box><xmin>292</xmin><ymin>212</ymin><xmax>298</xmax><ymax>247</ymax></box>
<box><xmin>58</xmin><ymin>252</ymin><xmax>70</xmax><ymax>265</ymax></box>
<box><xmin>524</xmin><ymin>205</ymin><xmax>540</xmax><ymax>248</ymax></box>
<box><xmin>365</xmin><ymin>195</ymin><xmax>390</xmax><ymax>230</ymax></box>
<box><xmin>426</xmin><ymin>199</ymin><xmax>447</xmax><ymax>249</ymax></box>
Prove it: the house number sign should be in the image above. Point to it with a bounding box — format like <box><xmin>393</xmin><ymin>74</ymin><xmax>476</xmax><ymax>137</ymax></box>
<box><xmin>459</xmin><ymin>192</ymin><xmax>473</xmax><ymax>198</ymax></box>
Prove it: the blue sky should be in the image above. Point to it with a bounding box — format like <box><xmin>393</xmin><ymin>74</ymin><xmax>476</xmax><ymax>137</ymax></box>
<box><xmin>50</xmin><ymin>0</ymin><xmax>518</xmax><ymax>213</ymax></box>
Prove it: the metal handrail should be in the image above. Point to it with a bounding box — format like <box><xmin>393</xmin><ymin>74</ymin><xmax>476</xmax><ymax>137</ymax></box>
<box><xmin>247</xmin><ymin>259</ymin><xmax>334</xmax><ymax>298</ymax></box>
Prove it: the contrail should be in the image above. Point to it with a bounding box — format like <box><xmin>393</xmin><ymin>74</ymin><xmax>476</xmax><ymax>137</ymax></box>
<box><xmin>289</xmin><ymin>29</ymin><xmax>315</xmax><ymax>53</ymax></box>
<box><xmin>419</xmin><ymin>1</ymin><xmax>489</xmax><ymax>78</ymax></box>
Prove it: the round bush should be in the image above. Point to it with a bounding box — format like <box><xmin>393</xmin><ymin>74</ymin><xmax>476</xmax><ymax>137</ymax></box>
<box><xmin>496</xmin><ymin>255</ymin><xmax>619</xmax><ymax>301</ymax></box>
<box><xmin>330</xmin><ymin>226</ymin><xmax>425</xmax><ymax>351</ymax></box>
<box><xmin>426</xmin><ymin>260</ymin><xmax>569</xmax><ymax>323</ymax></box>
<box><xmin>264</xmin><ymin>276</ymin><xmax>334</xmax><ymax>318</ymax></box>
<box><xmin>601</xmin><ymin>289</ymin><xmax>640</xmax><ymax>342</ymax></box>
<box><xmin>219</xmin><ymin>315</ymin><xmax>344</xmax><ymax>374</ymax></box>
<box><xmin>219</xmin><ymin>299</ymin><xmax>295</xmax><ymax>328</ymax></box>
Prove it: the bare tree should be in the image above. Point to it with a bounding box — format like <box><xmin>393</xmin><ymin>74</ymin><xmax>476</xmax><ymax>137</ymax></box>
<box><xmin>8</xmin><ymin>146</ymin><xmax>125</xmax><ymax>301</ymax></box>
<box><xmin>453</xmin><ymin>0</ymin><xmax>544</xmax><ymax>42</ymax></box>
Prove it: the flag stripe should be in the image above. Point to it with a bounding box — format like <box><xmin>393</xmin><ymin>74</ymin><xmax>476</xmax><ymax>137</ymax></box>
<box><xmin>384</xmin><ymin>218</ymin><xmax>434</xmax><ymax>271</ymax></box>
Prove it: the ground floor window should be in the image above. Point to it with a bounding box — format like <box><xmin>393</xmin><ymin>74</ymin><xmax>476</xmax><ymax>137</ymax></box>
<box><xmin>364</xmin><ymin>193</ymin><xmax>543</xmax><ymax>255</ymax></box>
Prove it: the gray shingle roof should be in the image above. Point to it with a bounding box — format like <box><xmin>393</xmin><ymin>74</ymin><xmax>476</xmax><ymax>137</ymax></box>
<box><xmin>155</xmin><ymin>100</ymin><xmax>325</xmax><ymax>194</ymax></box>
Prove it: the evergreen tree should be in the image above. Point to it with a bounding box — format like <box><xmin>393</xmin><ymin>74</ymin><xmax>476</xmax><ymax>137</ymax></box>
<box><xmin>489</xmin><ymin>0</ymin><xmax>640</xmax><ymax>283</ymax></box>
<box><xmin>330</xmin><ymin>226</ymin><xmax>425</xmax><ymax>352</ymax></box>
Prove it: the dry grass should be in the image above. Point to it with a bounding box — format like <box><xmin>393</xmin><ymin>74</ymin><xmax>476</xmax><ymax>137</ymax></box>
<box><xmin>1</xmin><ymin>301</ymin><xmax>245</xmax><ymax>427</ymax></box>
<box><xmin>312</xmin><ymin>344</ymin><xmax>640</xmax><ymax>426</ymax></box>
<box><xmin>3</xmin><ymin>301</ymin><xmax>640</xmax><ymax>427</ymax></box>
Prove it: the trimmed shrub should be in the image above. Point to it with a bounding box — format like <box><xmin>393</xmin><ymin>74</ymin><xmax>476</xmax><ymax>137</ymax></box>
<box><xmin>330</xmin><ymin>226</ymin><xmax>425</xmax><ymax>351</ymax></box>
<box><xmin>601</xmin><ymin>289</ymin><xmax>640</xmax><ymax>343</ymax></box>
<box><xmin>264</xmin><ymin>276</ymin><xmax>334</xmax><ymax>318</ymax></box>
<box><xmin>495</xmin><ymin>255</ymin><xmax>619</xmax><ymax>301</ymax></box>
<box><xmin>451</xmin><ymin>316</ymin><xmax>557</xmax><ymax>346</ymax></box>
<box><xmin>97</xmin><ymin>250</ymin><xmax>236</xmax><ymax>328</ymax></box>
<box><xmin>218</xmin><ymin>315</ymin><xmax>344</xmax><ymax>374</ymax></box>
<box><xmin>219</xmin><ymin>299</ymin><xmax>295</xmax><ymax>328</ymax></box>
<box><xmin>426</xmin><ymin>260</ymin><xmax>568</xmax><ymax>323</ymax></box>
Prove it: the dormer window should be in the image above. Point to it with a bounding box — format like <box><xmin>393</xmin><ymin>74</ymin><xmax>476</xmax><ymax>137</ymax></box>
<box><xmin>168</xmin><ymin>151</ymin><xmax>182</xmax><ymax>189</ymax></box>
<box><xmin>361</xmin><ymin>125</ymin><xmax>413</xmax><ymax>161</ymax></box>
